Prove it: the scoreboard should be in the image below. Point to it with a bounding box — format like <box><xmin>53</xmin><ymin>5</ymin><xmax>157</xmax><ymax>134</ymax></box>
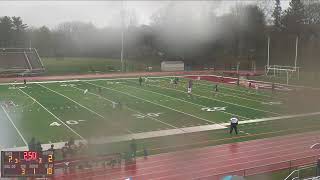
<box><xmin>1</xmin><ymin>151</ymin><xmax>54</xmax><ymax>177</ymax></box>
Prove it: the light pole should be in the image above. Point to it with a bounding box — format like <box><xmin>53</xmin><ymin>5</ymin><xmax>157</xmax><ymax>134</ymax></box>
<box><xmin>120</xmin><ymin>1</ymin><xmax>125</xmax><ymax>72</ymax></box>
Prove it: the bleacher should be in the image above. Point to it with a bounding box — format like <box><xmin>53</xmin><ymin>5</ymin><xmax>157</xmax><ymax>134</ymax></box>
<box><xmin>0</xmin><ymin>48</ymin><xmax>45</xmax><ymax>76</ymax></box>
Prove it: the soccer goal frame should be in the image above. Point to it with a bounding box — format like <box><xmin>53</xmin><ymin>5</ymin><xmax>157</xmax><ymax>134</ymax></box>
<box><xmin>265</xmin><ymin>35</ymin><xmax>300</xmax><ymax>85</ymax></box>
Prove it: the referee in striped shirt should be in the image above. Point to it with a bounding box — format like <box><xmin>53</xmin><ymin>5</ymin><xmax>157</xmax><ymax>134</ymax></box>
<box><xmin>230</xmin><ymin>117</ymin><xmax>239</xmax><ymax>135</ymax></box>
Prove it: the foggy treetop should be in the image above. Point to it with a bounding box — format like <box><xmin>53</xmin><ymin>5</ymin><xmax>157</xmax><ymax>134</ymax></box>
<box><xmin>0</xmin><ymin>0</ymin><xmax>320</xmax><ymax>70</ymax></box>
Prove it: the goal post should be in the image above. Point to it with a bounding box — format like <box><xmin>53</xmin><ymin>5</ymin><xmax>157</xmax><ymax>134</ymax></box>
<box><xmin>265</xmin><ymin>35</ymin><xmax>300</xmax><ymax>85</ymax></box>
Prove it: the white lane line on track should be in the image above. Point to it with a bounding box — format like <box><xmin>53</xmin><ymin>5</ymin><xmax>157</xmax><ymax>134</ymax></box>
<box><xmin>79</xmin><ymin>136</ymin><xmax>320</xmax><ymax>180</ymax></box>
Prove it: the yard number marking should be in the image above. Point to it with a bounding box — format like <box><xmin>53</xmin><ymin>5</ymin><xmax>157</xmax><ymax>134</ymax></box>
<box><xmin>201</xmin><ymin>107</ymin><xmax>226</xmax><ymax>112</ymax></box>
<box><xmin>50</xmin><ymin>120</ymin><xmax>86</xmax><ymax>126</ymax></box>
<box><xmin>106</xmin><ymin>81</ymin><xmax>122</xmax><ymax>85</ymax></box>
<box><xmin>261</xmin><ymin>101</ymin><xmax>282</xmax><ymax>105</ymax></box>
<box><xmin>133</xmin><ymin>113</ymin><xmax>162</xmax><ymax>119</ymax></box>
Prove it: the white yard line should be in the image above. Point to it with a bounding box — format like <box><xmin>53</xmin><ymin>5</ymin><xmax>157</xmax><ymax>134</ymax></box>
<box><xmin>195</xmin><ymin>79</ymin><xmax>273</xmax><ymax>99</ymax></box>
<box><xmin>1</xmin><ymin>105</ymin><xmax>28</xmax><ymax>146</ymax></box>
<box><xmin>122</xmin><ymin>81</ymin><xmax>249</xmax><ymax>120</ymax></box>
<box><xmin>0</xmin><ymin>76</ymin><xmax>179</xmax><ymax>86</ymax></box>
<box><xmin>220</xmin><ymin>111</ymin><xmax>320</xmax><ymax>126</ymax></box>
<box><xmin>193</xmin><ymin>83</ymin><xmax>269</xmax><ymax>104</ymax></box>
<box><xmin>145</xmin><ymin>80</ymin><xmax>281</xmax><ymax>116</ymax></box>
<box><xmin>18</xmin><ymin>88</ymin><xmax>86</xmax><ymax>141</ymax></box>
<box><xmin>70</xmin><ymin>85</ymin><xmax>183</xmax><ymax>131</ymax></box>
<box><xmin>85</xmin><ymin>81</ymin><xmax>224</xmax><ymax>126</ymax></box>
<box><xmin>37</xmin><ymin>83</ymin><xmax>134</xmax><ymax>134</ymax></box>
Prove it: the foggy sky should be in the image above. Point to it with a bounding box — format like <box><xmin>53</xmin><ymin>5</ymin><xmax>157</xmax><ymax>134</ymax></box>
<box><xmin>0</xmin><ymin>1</ymin><xmax>290</xmax><ymax>29</ymax></box>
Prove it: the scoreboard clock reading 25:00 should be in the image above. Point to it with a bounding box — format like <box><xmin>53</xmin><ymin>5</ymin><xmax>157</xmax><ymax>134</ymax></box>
<box><xmin>1</xmin><ymin>151</ymin><xmax>54</xmax><ymax>177</ymax></box>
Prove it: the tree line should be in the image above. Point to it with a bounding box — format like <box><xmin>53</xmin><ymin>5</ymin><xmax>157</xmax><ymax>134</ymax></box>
<box><xmin>0</xmin><ymin>0</ymin><xmax>319</xmax><ymax>70</ymax></box>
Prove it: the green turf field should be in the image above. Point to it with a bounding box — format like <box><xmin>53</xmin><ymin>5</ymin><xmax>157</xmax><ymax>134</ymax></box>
<box><xmin>0</xmin><ymin>76</ymin><xmax>319</xmax><ymax>151</ymax></box>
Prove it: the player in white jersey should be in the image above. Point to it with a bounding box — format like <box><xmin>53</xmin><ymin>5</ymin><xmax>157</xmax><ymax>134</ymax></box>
<box><xmin>170</xmin><ymin>78</ymin><xmax>174</xmax><ymax>87</ymax></box>
<box><xmin>145</xmin><ymin>77</ymin><xmax>149</xmax><ymax>85</ymax></box>
<box><xmin>112</xmin><ymin>102</ymin><xmax>117</xmax><ymax>109</ymax></box>
<box><xmin>187</xmin><ymin>79</ymin><xmax>193</xmax><ymax>97</ymax></box>
<box><xmin>84</xmin><ymin>89</ymin><xmax>88</xmax><ymax>94</ymax></box>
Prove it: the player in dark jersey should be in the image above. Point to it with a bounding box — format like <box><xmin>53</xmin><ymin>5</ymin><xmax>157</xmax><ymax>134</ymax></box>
<box><xmin>23</xmin><ymin>79</ymin><xmax>27</xmax><ymax>85</ymax></box>
<box><xmin>139</xmin><ymin>76</ymin><xmax>143</xmax><ymax>86</ymax></box>
<box><xmin>213</xmin><ymin>84</ymin><xmax>218</xmax><ymax>96</ymax></box>
<box><xmin>248</xmin><ymin>82</ymin><xmax>252</xmax><ymax>93</ymax></box>
<box><xmin>173</xmin><ymin>78</ymin><xmax>178</xmax><ymax>88</ymax></box>
<box><xmin>272</xmin><ymin>82</ymin><xmax>275</xmax><ymax>94</ymax></box>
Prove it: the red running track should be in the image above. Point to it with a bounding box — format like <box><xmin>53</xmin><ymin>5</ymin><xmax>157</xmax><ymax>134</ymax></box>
<box><xmin>55</xmin><ymin>131</ymin><xmax>320</xmax><ymax>180</ymax></box>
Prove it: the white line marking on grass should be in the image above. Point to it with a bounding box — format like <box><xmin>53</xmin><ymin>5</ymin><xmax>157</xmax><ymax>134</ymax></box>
<box><xmin>196</xmin><ymin>85</ymin><xmax>267</xmax><ymax>104</ymax></box>
<box><xmin>163</xmin><ymin>77</ymin><xmax>270</xmax><ymax>102</ymax></box>
<box><xmin>122</xmin><ymin>81</ymin><xmax>249</xmax><ymax>120</ymax></box>
<box><xmin>70</xmin><ymin>85</ymin><xmax>183</xmax><ymax>132</ymax></box>
<box><xmin>18</xmin><ymin>89</ymin><xmax>86</xmax><ymax>141</ymax></box>
<box><xmin>1</xmin><ymin>105</ymin><xmax>28</xmax><ymax>146</ymax></box>
<box><xmin>195</xmin><ymin>80</ymin><xmax>273</xmax><ymax>98</ymax></box>
<box><xmin>0</xmin><ymin>76</ymin><xmax>180</xmax><ymax>86</ymax></box>
<box><xmin>165</xmin><ymin>76</ymin><xmax>277</xmax><ymax>101</ymax></box>
<box><xmin>143</xmin><ymin>81</ymin><xmax>281</xmax><ymax>116</ymax></box>
<box><xmin>37</xmin><ymin>83</ymin><xmax>134</xmax><ymax>134</ymax></box>
<box><xmin>85</xmin><ymin>81</ymin><xmax>225</xmax><ymax>126</ymax></box>
<box><xmin>219</xmin><ymin>111</ymin><xmax>320</xmax><ymax>126</ymax></box>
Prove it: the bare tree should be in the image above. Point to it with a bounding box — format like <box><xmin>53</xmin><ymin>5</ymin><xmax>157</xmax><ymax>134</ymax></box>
<box><xmin>256</xmin><ymin>0</ymin><xmax>275</xmax><ymax>25</ymax></box>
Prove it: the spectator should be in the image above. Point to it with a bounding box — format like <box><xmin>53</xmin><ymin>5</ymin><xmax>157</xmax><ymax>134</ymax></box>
<box><xmin>77</xmin><ymin>142</ymin><xmax>84</xmax><ymax>155</ymax></box>
<box><xmin>62</xmin><ymin>143</ymin><xmax>69</xmax><ymax>159</ymax></box>
<box><xmin>48</xmin><ymin>144</ymin><xmax>54</xmax><ymax>152</ymax></box>
<box><xmin>36</xmin><ymin>141</ymin><xmax>42</xmax><ymax>152</ymax></box>
<box><xmin>69</xmin><ymin>143</ymin><xmax>77</xmax><ymax>157</ymax></box>
<box><xmin>28</xmin><ymin>137</ymin><xmax>36</xmax><ymax>151</ymax></box>
<box><xmin>68</xmin><ymin>137</ymin><xmax>75</xmax><ymax>147</ymax></box>
<box><xmin>130</xmin><ymin>139</ymin><xmax>137</xmax><ymax>158</ymax></box>
<box><xmin>143</xmin><ymin>146</ymin><xmax>148</xmax><ymax>159</ymax></box>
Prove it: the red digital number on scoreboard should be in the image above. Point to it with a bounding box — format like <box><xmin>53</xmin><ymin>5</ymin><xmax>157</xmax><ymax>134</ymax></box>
<box><xmin>23</xmin><ymin>151</ymin><xmax>38</xmax><ymax>161</ymax></box>
<box><xmin>1</xmin><ymin>151</ymin><xmax>54</xmax><ymax>177</ymax></box>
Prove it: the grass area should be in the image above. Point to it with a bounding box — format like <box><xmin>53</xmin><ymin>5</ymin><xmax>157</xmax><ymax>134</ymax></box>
<box><xmin>0</xmin><ymin>76</ymin><xmax>320</xmax><ymax>163</ymax></box>
<box><xmin>41</xmin><ymin>57</ymin><xmax>162</xmax><ymax>75</ymax></box>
